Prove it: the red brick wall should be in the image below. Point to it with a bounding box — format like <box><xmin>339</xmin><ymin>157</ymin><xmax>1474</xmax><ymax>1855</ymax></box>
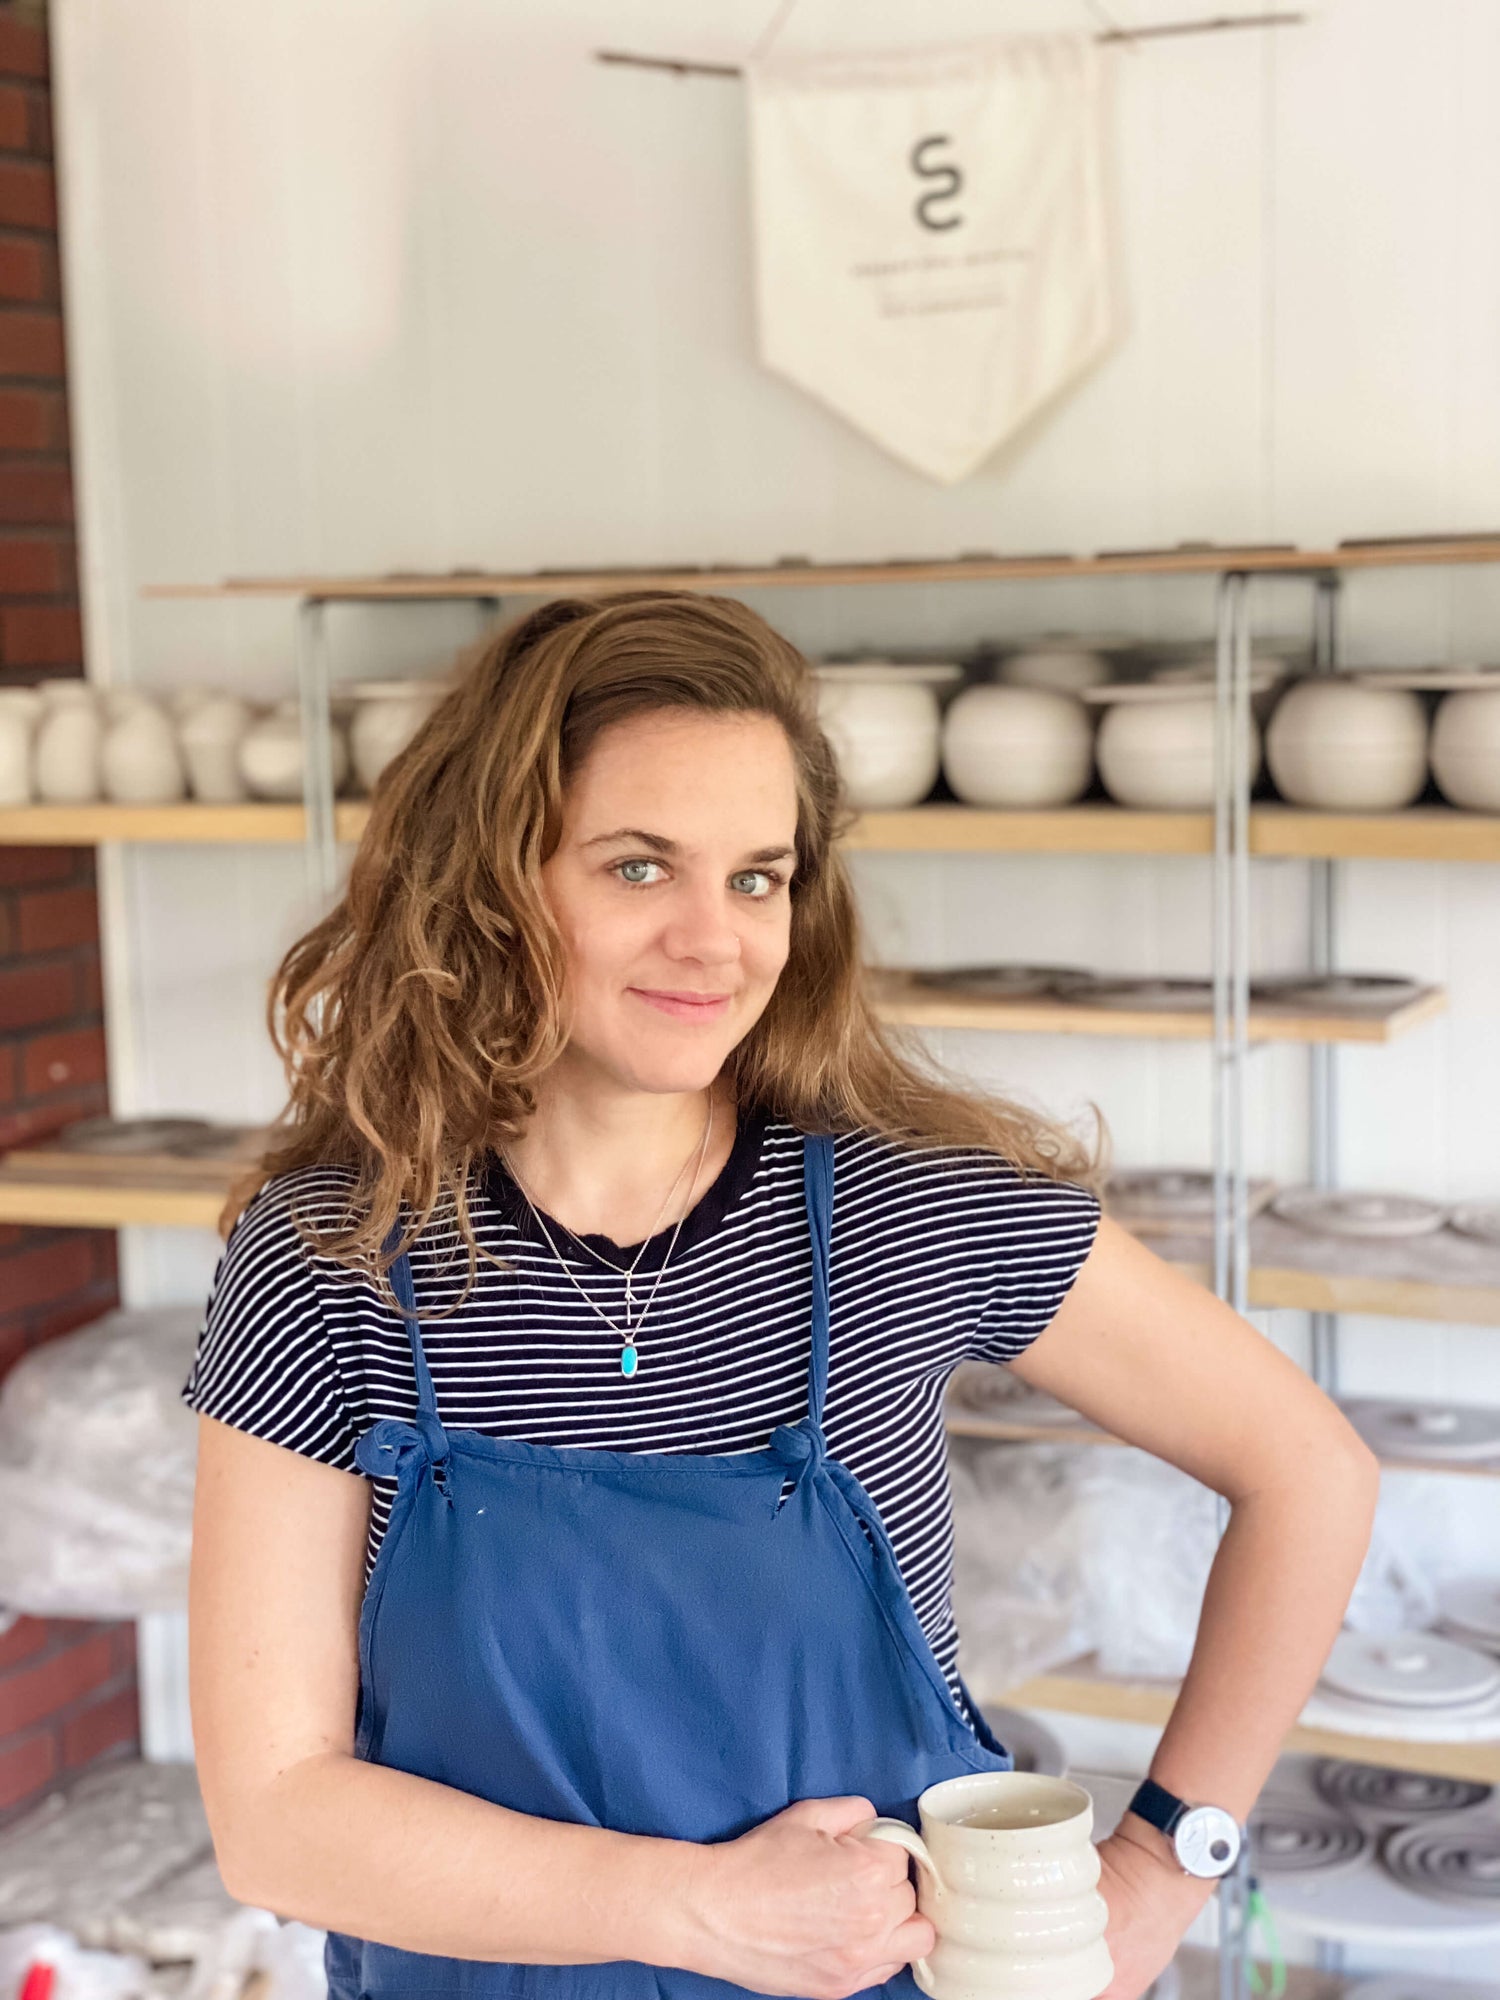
<box><xmin>0</xmin><ymin>1</ymin><xmax>140</xmax><ymax>1826</ymax></box>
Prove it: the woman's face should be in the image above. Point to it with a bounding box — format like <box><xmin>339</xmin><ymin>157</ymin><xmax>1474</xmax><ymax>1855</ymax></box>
<box><xmin>540</xmin><ymin>708</ymin><xmax>801</xmax><ymax>1098</ymax></box>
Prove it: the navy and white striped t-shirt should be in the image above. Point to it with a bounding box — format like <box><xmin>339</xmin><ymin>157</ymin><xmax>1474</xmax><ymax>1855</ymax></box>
<box><xmin>182</xmin><ymin>1109</ymin><xmax>1100</xmax><ymax>1720</ymax></box>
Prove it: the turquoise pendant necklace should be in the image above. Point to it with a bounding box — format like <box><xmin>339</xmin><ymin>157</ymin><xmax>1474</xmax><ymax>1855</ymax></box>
<box><xmin>501</xmin><ymin>1102</ymin><xmax>714</xmax><ymax>1379</ymax></box>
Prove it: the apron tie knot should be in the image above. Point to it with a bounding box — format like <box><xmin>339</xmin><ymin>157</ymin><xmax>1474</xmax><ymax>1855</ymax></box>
<box><xmin>355</xmin><ymin>1417</ymin><xmax>453</xmax><ymax>1498</ymax></box>
<box><xmin>769</xmin><ymin>1419</ymin><xmax>824</xmax><ymax>1515</ymax></box>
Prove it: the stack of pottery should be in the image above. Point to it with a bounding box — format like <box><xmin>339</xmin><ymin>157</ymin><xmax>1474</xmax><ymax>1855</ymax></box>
<box><xmin>1266</xmin><ymin>680</ymin><xmax>1429</xmax><ymax>810</ymax></box>
<box><xmin>940</xmin><ymin>685</ymin><xmax>1093</xmax><ymax>807</ymax></box>
<box><xmin>812</xmin><ymin>662</ymin><xmax>961</xmax><ymax>809</ymax></box>
<box><xmin>991</xmin><ymin>634</ymin><xmax>1130</xmax><ymax>695</ymax></box>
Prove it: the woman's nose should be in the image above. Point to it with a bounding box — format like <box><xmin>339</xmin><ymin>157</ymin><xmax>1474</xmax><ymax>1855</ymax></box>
<box><xmin>660</xmin><ymin>889</ymin><xmax>742</xmax><ymax>965</ymax></box>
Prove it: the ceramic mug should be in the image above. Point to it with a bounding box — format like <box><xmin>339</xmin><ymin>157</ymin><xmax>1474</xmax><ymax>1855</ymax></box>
<box><xmin>855</xmin><ymin>1771</ymin><xmax>1112</xmax><ymax>2000</ymax></box>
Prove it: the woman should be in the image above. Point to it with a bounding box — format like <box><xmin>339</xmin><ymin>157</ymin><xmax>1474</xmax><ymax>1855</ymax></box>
<box><xmin>185</xmin><ymin>591</ymin><xmax>1377</xmax><ymax>2000</ymax></box>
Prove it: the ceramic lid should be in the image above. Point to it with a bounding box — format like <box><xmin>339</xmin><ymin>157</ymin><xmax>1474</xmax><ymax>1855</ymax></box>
<box><xmin>1321</xmin><ymin>1630</ymin><xmax>1500</xmax><ymax>1709</ymax></box>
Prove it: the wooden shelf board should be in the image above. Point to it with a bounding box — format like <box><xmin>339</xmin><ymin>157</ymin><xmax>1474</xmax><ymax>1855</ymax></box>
<box><xmin>845</xmin><ymin>805</ymin><xmax>1217</xmax><ymax>855</ymax></box>
<box><xmin>0</xmin><ymin>1177</ymin><xmax>227</xmax><ymax>1229</ymax></box>
<box><xmin>0</xmin><ymin>802</ymin><xmax>318</xmax><ymax>845</ymax></box>
<box><xmin>872</xmin><ymin>970</ymin><xmax>1447</xmax><ymax>1045</ymax></box>
<box><xmin>1250</xmin><ymin>803</ymin><xmax>1500</xmax><ymax>863</ymax></box>
<box><xmin>999</xmin><ymin>1659</ymin><xmax>1500</xmax><ymax>1783</ymax></box>
<box><xmin>4</xmin><ymin>798</ymin><xmax>1499</xmax><ymax>863</ymax></box>
<box><xmin>141</xmin><ymin>537</ymin><xmax>1500</xmax><ymax>600</ymax></box>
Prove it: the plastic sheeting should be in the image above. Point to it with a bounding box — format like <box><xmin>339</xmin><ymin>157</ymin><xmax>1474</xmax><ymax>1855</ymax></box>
<box><xmin>950</xmin><ymin>1435</ymin><xmax>1218</xmax><ymax>1690</ymax></box>
<box><xmin>0</xmin><ymin>1306</ymin><xmax>202</xmax><ymax>1618</ymax></box>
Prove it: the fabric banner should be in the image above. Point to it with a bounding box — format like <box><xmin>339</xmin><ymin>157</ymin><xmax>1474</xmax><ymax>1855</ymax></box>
<box><xmin>745</xmin><ymin>34</ymin><xmax>1116</xmax><ymax>484</ymax></box>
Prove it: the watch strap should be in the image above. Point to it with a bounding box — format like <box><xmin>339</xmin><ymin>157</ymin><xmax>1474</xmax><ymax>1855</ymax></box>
<box><xmin>1127</xmin><ymin>1775</ymin><xmax>1189</xmax><ymax>1839</ymax></box>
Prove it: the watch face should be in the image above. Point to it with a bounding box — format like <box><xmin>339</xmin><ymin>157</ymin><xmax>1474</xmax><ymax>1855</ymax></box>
<box><xmin>1176</xmin><ymin>1805</ymin><xmax>1242</xmax><ymax>1879</ymax></box>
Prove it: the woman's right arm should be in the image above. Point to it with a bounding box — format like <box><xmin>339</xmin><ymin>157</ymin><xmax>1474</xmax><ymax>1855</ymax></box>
<box><xmin>189</xmin><ymin>1414</ymin><xmax>929</xmax><ymax>1997</ymax></box>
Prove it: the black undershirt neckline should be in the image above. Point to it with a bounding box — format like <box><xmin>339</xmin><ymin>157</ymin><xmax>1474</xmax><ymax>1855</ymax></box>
<box><xmin>481</xmin><ymin>1103</ymin><xmax>774</xmax><ymax>1274</ymax></box>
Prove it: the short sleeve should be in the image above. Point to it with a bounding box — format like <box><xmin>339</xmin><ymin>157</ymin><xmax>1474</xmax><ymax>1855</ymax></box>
<box><xmin>967</xmin><ymin>1174</ymin><xmax>1102</xmax><ymax>1366</ymax></box>
<box><xmin>181</xmin><ymin>1178</ymin><xmax>360</xmax><ymax>1470</ymax></box>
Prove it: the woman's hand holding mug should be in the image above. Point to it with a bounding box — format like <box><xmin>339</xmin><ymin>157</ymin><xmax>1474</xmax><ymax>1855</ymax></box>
<box><xmin>673</xmin><ymin>1794</ymin><xmax>937</xmax><ymax>1999</ymax></box>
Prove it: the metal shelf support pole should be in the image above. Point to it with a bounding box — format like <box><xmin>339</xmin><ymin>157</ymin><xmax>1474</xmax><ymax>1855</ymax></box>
<box><xmin>1212</xmin><ymin>570</ymin><xmax>1255</xmax><ymax>2000</ymax></box>
<box><xmin>1308</xmin><ymin>574</ymin><xmax>1342</xmax><ymax>1392</ymax></box>
<box><xmin>296</xmin><ymin>594</ymin><xmax>338</xmax><ymax>907</ymax></box>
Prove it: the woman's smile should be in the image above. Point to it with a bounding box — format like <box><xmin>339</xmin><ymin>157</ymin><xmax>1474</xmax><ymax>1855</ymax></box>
<box><xmin>629</xmin><ymin>986</ymin><xmax>735</xmax><ymax>1020</ymax></box>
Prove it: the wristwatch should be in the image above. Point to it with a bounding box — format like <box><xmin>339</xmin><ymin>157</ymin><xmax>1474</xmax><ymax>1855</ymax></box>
<box><xmin>1125</xmin><ymin>1776</ymin><xmax>1243</xmax><ymax>1880</ymax></box>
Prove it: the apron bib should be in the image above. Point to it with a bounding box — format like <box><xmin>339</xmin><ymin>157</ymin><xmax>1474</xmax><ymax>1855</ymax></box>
<box><xmin>326</xmin><ymin>1134</ymin><xmax>1011</xmax><ymax>2000</ymax></box>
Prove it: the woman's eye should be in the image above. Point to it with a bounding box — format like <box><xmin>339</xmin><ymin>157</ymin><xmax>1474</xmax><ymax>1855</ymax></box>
<box><xmin>615</xmin><ymin>858</ymin><xmax>666</xmax><ymax>886</ymax></box>
<box><xmin>730</xmin><ymin>869</ymin><xmax>784</xmax><ymax>898</ymax></box>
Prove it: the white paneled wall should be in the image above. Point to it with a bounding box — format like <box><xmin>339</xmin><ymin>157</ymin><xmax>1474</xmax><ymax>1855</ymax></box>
<box><xmin>49</xmin><ymin>0</ymin><xmax>1500</xmax><ymax>1970</ymax></box>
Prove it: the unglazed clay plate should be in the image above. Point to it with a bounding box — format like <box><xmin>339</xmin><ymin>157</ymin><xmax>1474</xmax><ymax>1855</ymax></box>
<box><xmin>1271</xmin><ymin>1189</ymin><xmax>1448</xmax><ymax>1238</ymax></box>
<box><xmin>1381</xmin><ymin>1819</ymin><xmax>1500</xmax><ymax>1908</ymax></box>
<box><xmin>1450</xmin><ymin>1203</ymin><xmax>1500</xmax><ymax>1247</ymax></box>
<box><xmin>1252</xmin><ymin>974</ymin><xmax>1425</xmax><ymax>1011</ymax></box>
<box><xmin>1321</xmin><ymin>1631</ymin><xmax>1500</xmax><ymax>1710</ymax></box>
<box><xmin>54</xmin><ymin>1115</ymin><xmax>217</xmax><ymax>1154</ymax></box>
<box><xmin>1314</xmin><ymin>1757</ymin><xmax>1494</xmax><ymax>1827</ymax></box>
<box><xmin>911</xmin><ymin>964</ymin><xmax>1089</xmax><ymax>1000</ymax></box>
<box><xmin>1105</xmin><ymin>1168</ymin><xmax>1278</xmax><ymax>1226</ymax></box>
<box><xmin>1055</xmin><ymin>976</ymin><xmax>1214</xmax><ymax>1011</ymax></box>
<box><xmin>1342</xmin><ymin>1398</ymin><xmax>1500</xmax><ymax>1464</ymax></box>
<box><xmin>1249</xmin><ymin>1803</ymin><xmax>1373</xmax><ymax>1881</ymax></box>
<box><xmin>1437</xmin><ymin>1581</ymin><xmax>1500</xmax><ymax>1649</ymax></box>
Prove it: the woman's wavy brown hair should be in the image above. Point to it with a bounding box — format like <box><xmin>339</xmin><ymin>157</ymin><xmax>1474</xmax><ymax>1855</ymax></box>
<box><xmin>226</xmin><ymin>590</ymin><xmax>1102</xmax><ymax>1319</ymax></box>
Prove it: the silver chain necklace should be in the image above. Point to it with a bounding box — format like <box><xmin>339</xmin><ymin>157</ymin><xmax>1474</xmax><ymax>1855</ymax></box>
<box><xmin>545</xmin><ymin>1129</ymin><xmax>700</xmax><ymax>1319</ymax></box>
<box><xmin>501</xmin><ymin>1102</ymin><xmax>714</xmax><ymax>1381</ymax></box>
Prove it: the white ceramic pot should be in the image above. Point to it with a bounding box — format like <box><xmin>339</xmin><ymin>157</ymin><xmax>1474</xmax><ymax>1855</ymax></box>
<box><xmin>814</xmin><ymin>672</ymin><xmax>942</xmax><ymax>809</ymax></box>
<box><xmin>1265</xmin><ymin>681</ymin><xmax>1428</xmax><ymax>810</ymax></box>
<box><xmin>34</xmin><ymin>683</ymin><xmax>102</xmax><ymax>802</ymax></box>
<box><xmin>0</xmin><ymin>690</ymin><xmax>36</xmax><ymax>804</ymax></box>
<box><xmin>1431</xmin><ymin>690</ymin><xmax>1500</xmax><ymax>811</ymax></box>
<box><xmin>238</xmin><ymin>698</ymin><xmax>350</xmax><ymax>801</ymax></box>
<box><xmin>1097</xmin><ymin>695</ymin><xmax>1260</xmax><ymax>809</ymax></box>
<box><xmin>102</xmin><ymin>697</ymin><xmax>188</xmax><ymax>803</ymax></box>
<box><xmin>941</xmin><ymin>686</ymin><xmax>1093</xmax><ymax>807</ymax></box>
<box><xmin>179</xmin><ymin>694</ymin><xmax>255</xmax><ymax>802</ymax></box>
<box><xmin>349</xmin><ymin>686</ymin><xmax>445</xmax><ymax>793</ymax></box>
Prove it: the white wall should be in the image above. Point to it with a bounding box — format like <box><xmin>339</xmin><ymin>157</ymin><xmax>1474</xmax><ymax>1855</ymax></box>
<box><xmin>51</xmin><ymin>0</ymin><xmax>1500</xmax><ymax>1974</ymax></box>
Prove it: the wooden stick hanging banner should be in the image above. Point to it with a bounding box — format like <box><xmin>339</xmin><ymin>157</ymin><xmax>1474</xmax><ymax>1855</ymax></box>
<box><xmin>595</xmin><ymin>12</ymin><xmax>1305</xmax><ymax>79</ymax></box>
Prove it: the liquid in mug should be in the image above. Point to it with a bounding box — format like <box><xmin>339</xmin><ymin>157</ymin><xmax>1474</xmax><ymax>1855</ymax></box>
<box><xmin>952</xmin><ymin>1800</ymin><xmax>1081</xmax><ymax>1831</ymax></box>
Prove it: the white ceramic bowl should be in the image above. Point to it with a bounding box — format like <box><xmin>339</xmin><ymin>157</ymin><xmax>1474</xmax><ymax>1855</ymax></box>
<box><xmin>995</xmin><ymin>648</ymin><xmax>1113</xmax><ymax>695</ymax></box>
<box><xmin>1265</xmin><ymin>681</ymin><xmax>1428</xmax><ymax>810</ymax></box>
<box><xmin>1431</xmin><ymin>690</ymin><xmax>1500</xmax><ymax>811</ymax></box>
<box><xmin>941</xmin><ymin>686</ymin><xmax>1093</xmax><ymax>807</ymax></box>
<box><xmin>1096</xmin><ymin>695</ymin><xmax>1260</xmax><ymax>809</ymax></box>
<box><xmin>813</xmin><ymin>672</ymin><xmax>942</xmax><ymax>809</ymax></box>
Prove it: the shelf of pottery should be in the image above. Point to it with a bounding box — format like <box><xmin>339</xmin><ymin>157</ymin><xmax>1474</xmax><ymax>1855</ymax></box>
<box><xmin>6</xmin><ymin>535</ymin><xmax>1500</xmax><ymax>1803</ymax></box>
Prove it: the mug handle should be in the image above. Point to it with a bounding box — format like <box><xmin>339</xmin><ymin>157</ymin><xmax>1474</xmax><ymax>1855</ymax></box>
<box><xmin>852</xmin><ymin>1817</ymin><xmax>941</xmax><ymax>1988</ymax></box>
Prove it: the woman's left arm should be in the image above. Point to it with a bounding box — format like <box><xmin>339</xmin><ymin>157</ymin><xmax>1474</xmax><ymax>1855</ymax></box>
<box><xmin>1005</xmin><ymin>1214</ymin><xmax>1381</xmax><ymax>1993</ymax></box>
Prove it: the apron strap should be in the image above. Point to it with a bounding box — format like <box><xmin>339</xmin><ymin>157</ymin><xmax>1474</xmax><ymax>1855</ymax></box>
<box><xmin>379</xmin><ymin>1215</ymin><xmax>451</xmax><ymax>1470</ymax></box>
<box><xmin>802</xmin><ymin>1133</ymin><xmax>834</xmax><ymax>1432</ymax></box>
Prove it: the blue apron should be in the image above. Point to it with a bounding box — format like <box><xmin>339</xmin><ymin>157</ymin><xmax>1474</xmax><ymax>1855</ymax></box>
<box><xmin>325</xmin><ymin>1133</ymin><xmax>1012</xmax><ymax>2000</ymax></box>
